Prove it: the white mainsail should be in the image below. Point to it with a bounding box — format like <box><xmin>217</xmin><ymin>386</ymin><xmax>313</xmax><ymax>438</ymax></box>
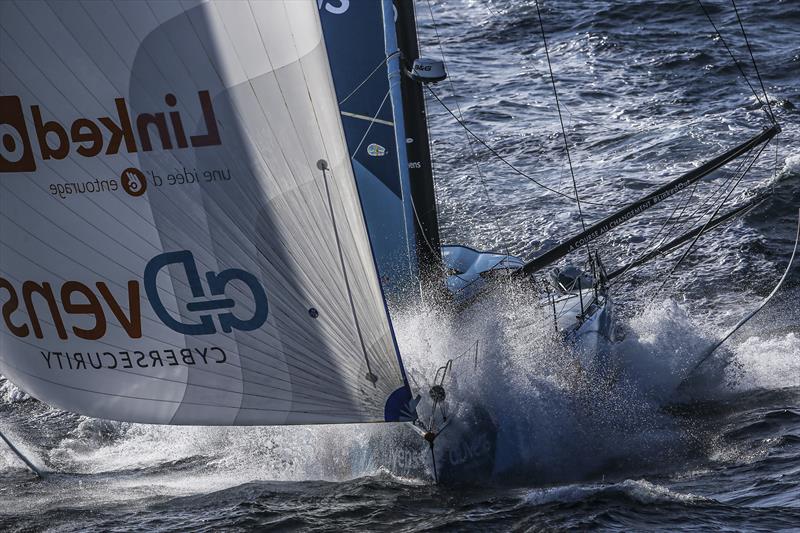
<box><xmin>0</xmin><ymin>0</ymin><xmax>414</xmax><ymax>425</ymax></box>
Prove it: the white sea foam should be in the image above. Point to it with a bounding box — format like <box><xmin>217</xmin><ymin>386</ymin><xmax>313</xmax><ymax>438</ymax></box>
<box><xmin>727</xmin><ymin>332</ymin><xmax>800</xmax><ymax>391</ymax></box>
<box><xmin>778</xmin><ymin>152</ymin><xmax>800</xmax><ymax>180</ymax></box>
<box><xmin>523</xmin><ymin>478</ymin><xmax>708</xmax><ymax>506</ymax></box>
<box><xmin>0</xmin><ymin>378</ymin><xmax>30</xmax><ymax>404</ymax></box>
<box><xmin>2</xmin><ymin>286</ymin><xmax>796</xmax><ymax>501</ymax></box>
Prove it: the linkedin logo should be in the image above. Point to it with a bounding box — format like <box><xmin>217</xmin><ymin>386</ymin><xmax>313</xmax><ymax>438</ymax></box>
<box><xmin>0</xmin><ymin>95</ymin><xmax>36</xmax><ymax>172</ymax></box>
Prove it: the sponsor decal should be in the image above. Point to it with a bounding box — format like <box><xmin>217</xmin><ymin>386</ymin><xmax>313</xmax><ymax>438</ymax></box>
<box><xmin>566</xmin><ymin>179</ymin><xmax>698</xmax><ymax>253</ymax></box>
<box><xmin>318</xmin><ymin>0</ymin><xmax>349</xmax><ymax>15</ymax></box>
<box><xmin>0</xmin><ymin>91</ymin><xmax>221</xmax><ymax>173</ymax></box>
<box><xmin>0</xmin><ymin>250</ymin><xmax>268</xmax><ymax>346</ymax></box>
<box><xmin>120</xmin><ymin>167</ymin><xmax>148</xmax><ymax>197</ymax></box>
<box><xmin>47</xmin><ymin>165</ymin><xmax>233</xmax><ymax>200</ymax></box>
<box><xmin>447</xmin><ymin>433</ymin><xmax>492</xmax><ymax>467</ymax></box>
<box><xmin>144</xmin><ymin>251</ymin><xmax>268</xmax><ymax>336</ymax></box>
<box><xmin>38</xmin><ymin>347</ymin><xmax>227</xmax><ymax>371</ymax></box>
<box><xmin>366</xmin><ymin>143</ymin><xmax>386</xmax><ymax>157</ymax></box>
<box><xmin>0</xmin><ymin>96</ymin><xmax>36</xmax><ymax>172</ymax></box>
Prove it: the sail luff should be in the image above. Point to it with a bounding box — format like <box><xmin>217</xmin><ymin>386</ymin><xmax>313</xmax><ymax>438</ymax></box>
<box><xmin>318</xmin><ymin>0</ymin><xmax>420</xmax><ymax>299</ymax></box>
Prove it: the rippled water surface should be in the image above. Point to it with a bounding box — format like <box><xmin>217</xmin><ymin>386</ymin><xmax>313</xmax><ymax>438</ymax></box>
<box><xmin>2</xmin><ymin>0</ymin><xmax>800</xmax><ymax>531</ymax></box>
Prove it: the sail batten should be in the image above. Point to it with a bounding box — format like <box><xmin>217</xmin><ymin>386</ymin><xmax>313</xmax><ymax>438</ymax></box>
<box><xmin>0</xmin><ymin>0</ymin><xmax>413</xmax><ymax>425</ymax></box>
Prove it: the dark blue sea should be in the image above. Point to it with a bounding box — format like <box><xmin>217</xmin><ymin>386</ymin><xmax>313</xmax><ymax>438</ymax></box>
<box><xmin>2</xmin><ymin>0</ymin><xmax>799</xmax><ymax>531</ymax></box>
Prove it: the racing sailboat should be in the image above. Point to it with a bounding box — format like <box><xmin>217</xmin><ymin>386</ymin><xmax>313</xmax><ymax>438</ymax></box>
<box><xmin>318</xmin><ymin>0</ymin><xmax>785</xmax><ymax>480</ymax></box>
<box><xmin>0</xmin><ymin>0</ymin><xmax>787</xmax><ymax>483</ymax></box>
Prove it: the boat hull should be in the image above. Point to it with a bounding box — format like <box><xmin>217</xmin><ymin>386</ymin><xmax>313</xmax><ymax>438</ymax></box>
<box><xmin>433</xmin><ymin>292</ymin><xmax>614</xmax><ymax>484</ymax></box>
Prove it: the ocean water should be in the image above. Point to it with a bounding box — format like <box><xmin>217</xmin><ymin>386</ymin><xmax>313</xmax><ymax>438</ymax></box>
<box><xmin>2</xmin><ymin>0</ymin><xmax>800</xmax><ymax>531</ymax></box>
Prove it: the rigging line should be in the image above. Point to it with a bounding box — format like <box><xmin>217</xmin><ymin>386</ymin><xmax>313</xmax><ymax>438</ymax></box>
<box><xmin>338</xmin><ymin>51</ymin><xmax>400</xmax><ymax>106</ymax></box>
<box><xmin>408</xmin><ymin>191</ymin><xmax>449</xmax><ymax>278</ymax></box>
<box><xmin>681</xmin><ymin>208</ymin><xmax>800</xmax><ymax>384</ymax></box>
<box><xmin>654</xmin><ymin>179</ymin><xmax>701</xmax><ymax>246</ymax></box>
<box><xmin>350</xmin><ymin>89</ymin><xmax>392</xmax><ymax>160</ymax></box>
<box><xmin>644</xmin><ymin>178</ymin><xmax>703</xmax><ymax>258</ymax></box>
<box><xmin>425</xmin><ymin>0</ymin><xmax>510</xmax><ymax>255</ymax></box>
<box><xmin>425</xmin><ymin>85</ymin><xmax>625</xmax><ymax>209</ymax></box>
<box><xmin>483</xmin><ymin>0</ymin><xmax>501</xmax><ymax>18</ymax></box>
<box><xmin>653</xmin><ymin>140</ymin><xmax>770</xmax><ymax>295</ymax></box>
<box><xmin>319</xmin><ymin>163</ymin><xmax>377</xmax><ymax>388</ymax></box>
<box><xmin>653</xmin><ymin>154</ymin><xmax>756</xmax><ymax>294</ymax></box>
<box><xmin>641</xmin><ymin>142</ymin><xmax>755</xmax><ymax>257</ymax></box>
<box><xmin>611</xmin><ymin>180</ymin><xmax>701</xmax><ymax>285</ymax></box>
<box><xmin>621</xmin><ymin>167</ymin><xmax>741</xmax><ymax>285</ymax></box>
<box><xmin>695</xmin><ymin>0</ymin><xmax>772</xmax><ymax>122</ymax></box>
<box><xmin>609</xmin><ymin>194</ymin><xmax>766</xmax><ymax>284</ymax></box>
<box><xmin>535</xmin><ymin>1</ymin><xmax>588</xmax><ymax>235</ymax></box>
<box><xmin>658</xmin><ymin>150</ymin><xmax>751</xmax><ymax>241</ymax></box>
<box><xmin>731</xmin><ymin>0</ymin><xmax>776</xmax><ymax>122</ymax></box>
<box><xmin>654</xmin><ymin>159</ymin><xmax>742</xmax><ymax>246</ymax></box>
<box><xmin>0</xmin><ymin>428</ymin><xmax>42</xmax><ymax>478</ymax></box>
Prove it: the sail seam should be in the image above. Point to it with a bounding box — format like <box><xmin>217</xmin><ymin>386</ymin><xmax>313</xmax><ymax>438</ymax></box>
<box><xmin>320</xmin><ymin>166</ymin><xmax>377</xmax><ymax>387</ymax></box>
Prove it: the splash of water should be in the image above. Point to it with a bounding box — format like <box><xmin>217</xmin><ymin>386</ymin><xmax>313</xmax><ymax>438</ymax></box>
<box><xmin>2</xmin><ymin>288</ymin><xmax>797</xmax><ymax>493</ymax></box>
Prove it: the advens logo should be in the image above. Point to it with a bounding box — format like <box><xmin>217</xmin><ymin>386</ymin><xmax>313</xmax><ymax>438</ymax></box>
<box><xmin>0</xmin><ymin>250</ymin><xmax>268</xmax><ymax>341</ymax></box>
<box><xmin>0</xmin><ymin>91</ymin><xmax>221</xmax><ymax>173</ymax></box>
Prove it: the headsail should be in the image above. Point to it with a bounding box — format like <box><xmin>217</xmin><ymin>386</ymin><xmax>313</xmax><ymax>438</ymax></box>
<box><xmin>319</xmin><ymin>0</ymin><xmax>419</xmax><ymax>298</ymax></box>
<box><xmin>0</xmin><ymin>0</ymin><xmax>413</xmax><ymax>425</ymax></box>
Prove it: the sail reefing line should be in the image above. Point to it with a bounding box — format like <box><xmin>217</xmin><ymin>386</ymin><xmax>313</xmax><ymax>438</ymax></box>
<box><xmin>318</xmin><ymin>160</ymin><xmax>378</xmax><ymax>386</ymax></box>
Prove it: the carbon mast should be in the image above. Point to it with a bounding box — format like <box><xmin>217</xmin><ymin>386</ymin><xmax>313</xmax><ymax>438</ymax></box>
<box><xmin>394</xmin><ymin>0</ymin><xmax>443</xmax><ymax>281</ymax></box>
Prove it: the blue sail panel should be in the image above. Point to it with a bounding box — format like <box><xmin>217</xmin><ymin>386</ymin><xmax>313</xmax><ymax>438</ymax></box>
<box><xmin>319</xmin><ymin>0</ymin><xmax>417</xmax><ymax>298</ymax></box>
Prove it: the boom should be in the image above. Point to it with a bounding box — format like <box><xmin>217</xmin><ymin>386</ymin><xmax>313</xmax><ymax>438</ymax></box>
<box><xmin>514</xmin><ymin>124</ymin><xmax>780</xmax><ymax>277</ymax></box>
